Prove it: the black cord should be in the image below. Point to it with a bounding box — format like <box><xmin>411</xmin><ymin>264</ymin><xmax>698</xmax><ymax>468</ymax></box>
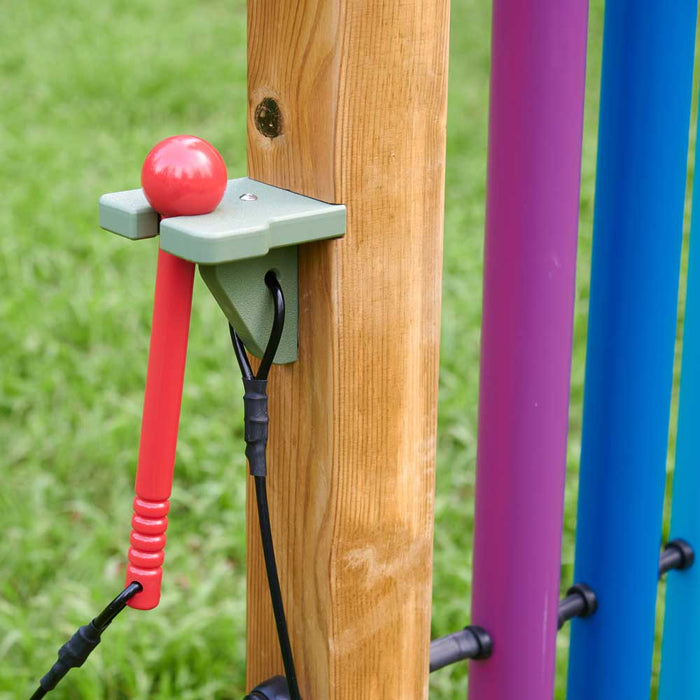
<box><xmin>257</xmin><ymin>271</ymin><xmax>285</xmax><ymax>381</ymax></box>
<box><xmin>230</xmin><ymin>270</ymin><xmax>285</xmax><ymax>383</ymax></box>
<box><xmin>30</xmin><ymin>582</ymin><xmax>142</xmax><ymax>698</ymax></box>
<box><xmin>230</xmin><ymin>323</ymin><xmax>254</xmax><ymax>381</ymax></box>
<box><xmin>230</xmin><ymin>270</ymin><xmax>301</xmax><ymax>700</ymax></box>
<box><xmin>254</xmin><ymin>475</ymin><xmax>300</xmax><ymax>700</ymax></box>
<box><xmin>93</xmin><ymin>581</ymin><xmax>143</xmax><ymax>630</ymax></box>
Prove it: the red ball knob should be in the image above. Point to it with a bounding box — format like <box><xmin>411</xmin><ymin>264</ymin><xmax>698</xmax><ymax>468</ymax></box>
<box><xmin>141</xmin><ymin>135</ymin><xmax>228</xmax><ymax>218</ymax></box>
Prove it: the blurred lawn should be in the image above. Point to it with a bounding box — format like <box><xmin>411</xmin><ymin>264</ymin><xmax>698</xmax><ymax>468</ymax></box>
<box><xmin>0</xmin><ymin>1</ymin><xmax>695</xmax><ymax>698</ymax></box>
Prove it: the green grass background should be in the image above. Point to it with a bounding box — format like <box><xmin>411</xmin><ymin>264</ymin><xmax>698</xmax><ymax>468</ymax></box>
<box><xmin>1</xmin><ymin>1</ymin><xmax>696</xmax><ymax>697</ymax></box>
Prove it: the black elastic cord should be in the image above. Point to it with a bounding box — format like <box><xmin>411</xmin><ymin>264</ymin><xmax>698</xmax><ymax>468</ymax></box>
<box><xmin>230</xmin><ymin>323</ymin><xmax>254</xmax><ymax>381</ymax></box>
<box><xmin>254</xmin><ymin>475</ymin><xmax>300</xmax><ymax>700</ymax></box>
<box><xmin>93</xmin><ymin>581</ymin><xmax>143</xmax><ymax>630</ymax></box>
<box><xmin>230</xmin><ymin>270</ymin><xmax>285</xmax><ymax>383</ymax></box>
<box><xmin>257</xmin><ymin>271</ymin><xmax>285</xmax><ymax>381</ymax></box>
<box><xmin>229</xmin><ymin>271</ymin><xmax>300</xmax><ymax>700</ymax></box>
<box><xmin>30</xmin><ymin>582</ymin><xmax>142</xmax><ymax>698</ymax></box>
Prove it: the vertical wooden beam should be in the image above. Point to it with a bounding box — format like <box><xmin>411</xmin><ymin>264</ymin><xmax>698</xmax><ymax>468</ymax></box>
<box><xmin>246</xmin><ymin>1</ymin><xmax>449</xmax><ymax>697</ymax></box>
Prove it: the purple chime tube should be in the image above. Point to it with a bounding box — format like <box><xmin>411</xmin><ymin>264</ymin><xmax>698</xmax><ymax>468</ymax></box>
<box><xmin>469</xmin><ymin>2</ymin><xmax>589</xmax><ymax>698</ymax></box>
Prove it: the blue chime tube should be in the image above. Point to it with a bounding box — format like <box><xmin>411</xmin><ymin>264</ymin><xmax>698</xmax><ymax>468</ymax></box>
<box><xmin>567</xmin><ymin>3</ymin><xmax>696</xmax><ymax>699</ymax></box>
<box><xmin>659</xmin><ymin>85</ymin><xmax>700</xmax><ymax>700</ymax></box>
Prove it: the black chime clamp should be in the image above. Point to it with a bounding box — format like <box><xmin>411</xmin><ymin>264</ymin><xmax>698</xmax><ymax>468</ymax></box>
<box><xmin>429</xmin><ymin>625</ymin><xmax>493</xmax><ymax>672</ymax></box>
<box><xmin>244</xmin><ymin>675</ymin><xmax>290</xmax><ymax>700</ymax></box>
<box><xmin>557</xmin><ymin>583</ymin><xmax>598</xmax><ymax>630</ymax></box>
<box><xmin>659</xmin><ymin>538</ymin><xmax>695</xmax><ymax>577</ymax></box>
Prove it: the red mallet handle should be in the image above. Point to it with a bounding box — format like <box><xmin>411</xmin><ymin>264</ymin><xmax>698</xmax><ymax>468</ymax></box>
<box><xmin>127</xmin><ymin>249</ymin><xmax>195</xmax><ymax>609</ymax></box>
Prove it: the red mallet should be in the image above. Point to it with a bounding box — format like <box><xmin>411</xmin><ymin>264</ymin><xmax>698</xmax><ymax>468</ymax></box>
<box><xmin>127</xmin><ymin>136</ymin><xmax>227</xmax><ymax>610</ymax></box>
<box><xmin>141</xmin><ymin>135</ymin><xmax>228</xmax><ymax>218</ymax></box>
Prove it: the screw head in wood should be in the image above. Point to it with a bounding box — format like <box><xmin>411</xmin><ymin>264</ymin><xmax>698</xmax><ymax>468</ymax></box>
<box><xmin>255</xmin><ymin>98</ymin><xmax>283</xmax><ymax>139</ymax></box>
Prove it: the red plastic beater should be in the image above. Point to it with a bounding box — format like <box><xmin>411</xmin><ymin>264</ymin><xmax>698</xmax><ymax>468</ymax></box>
<box><xmin>126</xmin><ymin>135</ymin><xmax>227</xmax><ymax>609</ymax></box>
<box><xmin>126</xmin><ymin>249</ymin><xmax>195</xmax><ymax>610</ymax></box>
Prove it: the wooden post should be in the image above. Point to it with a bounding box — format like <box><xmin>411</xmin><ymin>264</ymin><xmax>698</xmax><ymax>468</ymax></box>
<box><xmin>245</xmin><ymin>1</ymin><xmax>449</xmax><ymax>697</ymax></box>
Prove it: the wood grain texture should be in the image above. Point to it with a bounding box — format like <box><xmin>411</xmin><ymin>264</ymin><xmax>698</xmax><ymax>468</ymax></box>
<box><xmin>246</xmin><ymin>2</ymin><xmax>449</xmax><ymax>697</ymax></box>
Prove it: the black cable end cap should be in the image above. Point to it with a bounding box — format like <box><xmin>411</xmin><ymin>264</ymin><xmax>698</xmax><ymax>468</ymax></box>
<box><xmin>565</xmin><ymin>583</ymin><xmax>598</xmax><ymax>619</ymax></box>
<box><xmin>665</xmin><ymin>538</ymin><xmax>695</xmax><ymax>571</ymax></box>
<box><xmin>243</xmin><ymin>675</ymin><xmax>290</xmax><ymax>700</ymax></box>
<box><xmin>467</xmin><ymin>625</ymin><xmax>493</xmax><ymax>660</ymax></box>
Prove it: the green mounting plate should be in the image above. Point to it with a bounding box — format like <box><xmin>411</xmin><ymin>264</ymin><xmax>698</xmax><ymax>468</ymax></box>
<box><xmin>99</xmin><ymin>188</ymin><xmax>159</xmax><ymax>240</ymax></box>
<box><xmin>99</xmin><ymin>177</ymin><xmax>346</xmax><ymax>363</ymax></box>
<box><xmin>200</xmin><ymin>248</ymin><xmax>298</xmax><ymax>362</ymax></box>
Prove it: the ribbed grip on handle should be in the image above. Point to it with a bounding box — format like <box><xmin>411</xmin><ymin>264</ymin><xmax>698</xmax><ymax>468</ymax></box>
<box><xmin>126</xmin><ymin>497</ymin><xmax>170</xmax><ymax>609</ymax></box>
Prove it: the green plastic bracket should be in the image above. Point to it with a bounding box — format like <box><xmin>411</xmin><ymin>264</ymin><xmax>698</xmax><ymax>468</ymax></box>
<box><xmin>99</xmin><ymin>178</ymin><xmax>346</xmax><ymax>363</ymax></box>
<box><xmin>199</xmin><ymin>248</ymin><xmax>299</xmax><ymax>363</ymax></box>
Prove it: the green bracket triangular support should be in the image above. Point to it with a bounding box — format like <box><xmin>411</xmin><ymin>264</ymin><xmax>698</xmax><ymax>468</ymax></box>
<box><xmin>99</xmin><ymin>178</ymin><xmax>346</xmax><ymax>364</ymax></box>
